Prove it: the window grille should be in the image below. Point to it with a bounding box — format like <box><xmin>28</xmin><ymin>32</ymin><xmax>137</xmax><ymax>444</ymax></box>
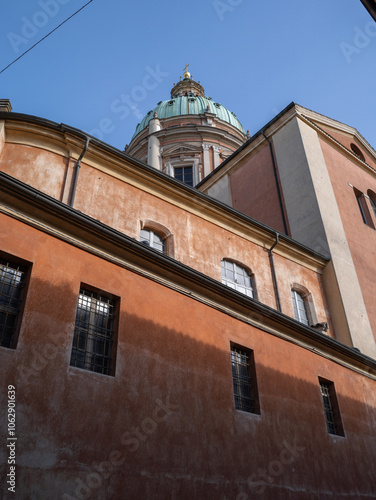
<box><xmin>174</xmin><ymin>165</ymin><xmax>193</xmax><ymax>186</ymax></box>
<box><xmin>140</xmin><ymin>228</ymin><xmax>165</xmax><ymax>253</ymax></box>
<box><xmin>0</xmin><ymin>259</ymin><xmax>26</xmax><ymax>348</ymax></box>
<box><xmin>319</xmin><ymin>379</ymin><xmax>344</xmax><ymax>436</ymax></box>
<box><xmin>291</xmin><ymin>289</ymin><xmax>309</xmax><ymax>325</ymax></box>
<box><xmin>70</xmin><ymin>289</ymin><xmax>116</xmax><ymax>375</ymax></box>
<box><xmin>221</xmin><ymin>260</ymin><xmax>254</xmax><ymax>298</ymax></box>
<box><xmin>231</xmin><ymin>345</ymin><xmax>259</xmax><ymax>414</ymax></box>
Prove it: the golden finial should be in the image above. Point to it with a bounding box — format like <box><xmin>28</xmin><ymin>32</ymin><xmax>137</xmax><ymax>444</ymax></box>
<box><xmin>183</xmin><ymin>63</ymin><xmax>190</xmax><ymax>79</ymax></box>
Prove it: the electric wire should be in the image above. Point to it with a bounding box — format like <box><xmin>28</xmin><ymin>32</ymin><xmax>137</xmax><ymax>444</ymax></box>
<box><xmin>0</xmin><ymin>0</ymin><xmax>94</xmax><ymax>76</ymax></box>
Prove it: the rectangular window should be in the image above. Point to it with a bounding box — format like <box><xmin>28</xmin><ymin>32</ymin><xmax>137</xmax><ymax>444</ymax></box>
<box><xmin>174</xmin><ymin>165</ymin><xmax>193</xmax><ymax>186</ymax></box>
<box><xmin>0</xmin><ymin>257</ymin><xmax>28</xmax><ymax>349</ymax></box>
<box><xmin>319</xmin><ymin>378</ymin><xmax>345</xmax><ymax>436</ymax></box>
<box><xmin>231</xmin><ymin>344</ymin><xmax>260</xmax><ymax>414</ymax></box>
<box><xmin>70</xmin><ymin>287</ymin><xmax>118</xmax><ymax>376</ymax></box>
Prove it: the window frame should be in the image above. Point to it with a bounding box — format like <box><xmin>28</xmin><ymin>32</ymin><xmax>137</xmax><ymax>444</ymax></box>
<box><xmin>69</xmin><ymin>285</ymin><xmax>119</xmax><ymax>376</ymax></box>
<box><xmin>221</xmin><ymin>259</ymin><xmax>255</xmax><ymax>298</ymax></box>
<box><xmin>174</xmin><ymin>164</ymin><xmax>194</xmax><ymax>186</ymax></box>
<box><xmin>318</xmin><ymin>377</ymin><xmax>345</xmax><ymax>437</ymax></box>
<box><xmin>139</xmin><ymin>220</ymin><xmax>174</xmax><ymax>257</ymax></box>
<box><xmin>0</xmin><ymin>253</ymin><xmax>31</xmax><ymax>349</ymax></box>
<box><xmin>354</xmin><ymin>187</ymin><xmax>375</xmax><ymax>228</ymax></box>
<box><xmin>230</xmin><ymin>343</ymin><xmax>260</xmax><ymax>414</ymax></box>
<box><xmin>140</xmin><ymin>228</ymin><xmax>165</xmax><ymax>253</ymax></box>
<box><xmin>291</xmin><ymin>288</ymin><xmax>310</xmax><ymax>326</ymax></box>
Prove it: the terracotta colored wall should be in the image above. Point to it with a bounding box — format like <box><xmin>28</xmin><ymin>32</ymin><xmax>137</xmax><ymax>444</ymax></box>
<box><xmin>0</xmin><ymin>143</ymin><xmax>69</xmax><ymax>201</ymax></box>
<box><xmin>0</xmin><ymin>140</ymin><xmax>331</xmax><ymax>332</ymax></box>
<box><xmin>229</xmin><ymin>145</ymin><xmax>287</xmax><ymax>234</ymax></box>
<box><xmin>319</xmin><ymin>137</ymin><xmax>376</xmax><ymax>341</ymax></box>
<box><xmin>0</xmin><ymin>214</ymin><xmax>375</xmax><ymax>499</ymax></box>
<box><xmin>320</xmin><ymin>126</ymin><xmax>376</xmax><ymax>170</ymax></box>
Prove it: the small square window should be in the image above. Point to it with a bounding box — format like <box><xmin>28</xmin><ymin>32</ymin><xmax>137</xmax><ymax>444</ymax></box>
<box><xmin>231</xmin><ymin>344</ymin><xmax>260</xmax><ymax>414</ymax></box>
<box><xmin>319</xmin><ymin>378</ymin><xmax>345</xmax><ymax>436</ymax></box>
<box><xmin>174</xmin><ymin>166</ymin><xmax>193</xmax><ymax>186</ymax></box>
<box><xmin>0</xmin><ymin>257</ymin><xmax>29</xmax><ymax>349</ymax></box>
<box><xmin>70</xmin><ymin>287</ymin><xmax>118</xmax><ymax>376</ymax></box>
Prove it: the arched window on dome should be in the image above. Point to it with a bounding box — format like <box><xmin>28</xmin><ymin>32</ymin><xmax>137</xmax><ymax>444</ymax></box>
<box><xmin>221</xmin><ymin>260</ymin><xmax>255</xmax><ymax>298</ymax></box>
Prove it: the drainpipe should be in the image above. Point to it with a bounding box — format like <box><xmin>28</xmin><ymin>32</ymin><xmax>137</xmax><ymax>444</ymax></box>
<box><xmin>269</xmin><ymin>233</ymin><xmax>282</xmax><ymax>313</ymax></box>
<box><xmin>69</xmin><ymin>136</ymin><xmax>90</xmax><ymax>207</ymax></box>
<box><xmin>262</xmin><ymin>132</ymin><xmax>288</xmax><ymax>235</ymax></box>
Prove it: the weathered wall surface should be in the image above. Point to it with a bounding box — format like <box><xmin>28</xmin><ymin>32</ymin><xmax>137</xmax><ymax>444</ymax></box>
<box><xmin>319</xmin><ymin>135</ymin><xmax>376</xmax><ymax>343</ymax></box>
<box><xmin>228</xmin><ymin>144</ymin><xmax>287</xmax><ymax>234</ymax></box>
<box><xmin>0</xmin><ymin>214</ymin><xmax>375</xmax><ymax>499</ymax></box>
<box><xmin>0</xmin><ymin>131</ymin><xmax>331</xmax><ymax>329</ymax></box>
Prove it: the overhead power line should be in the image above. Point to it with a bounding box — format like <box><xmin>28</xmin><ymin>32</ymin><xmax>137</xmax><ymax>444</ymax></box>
<box><xmin>0</xmin><ymin>0</ymin><xmax>94</xmax><ymax>76</ymax></box>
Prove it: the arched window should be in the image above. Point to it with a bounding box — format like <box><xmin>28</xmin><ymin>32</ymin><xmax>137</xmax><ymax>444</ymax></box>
<box><xmin>140</xmin><ymin>228</ymin><xmax>165</xmax><ymax>253</ymax></box>
<box><xmin>221</xmin><ymin>260</ymin><xmax>254</xmax><ymax>298</ymax></box>
<box><xmin>291</xmin><ymin>289</ymin><xmax>309</xmax><ymax>325</ymax></box>
<box><xmin>350</xmin><ymin>143</ymin><xmax>366</xmax><ymax>162</ymax></box>
<box><xmin>139</xmin><ymin>220</ymin><xmax>174</xmax><ymax>257</ymax></box>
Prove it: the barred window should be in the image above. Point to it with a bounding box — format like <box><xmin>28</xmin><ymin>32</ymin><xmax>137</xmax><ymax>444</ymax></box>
<box><xmin>231</xmin><ymin>344</ymin><xmax>260</xmax><ymax>414</ymax></box>
<box><xmin>0</xmin><ymin>258</ymin><xmax>27</xmax><ymax>349</ymax></box>
<box><xmin>140</xmin><ymin>228</ymin><xmax>165</xmax><ymax>253</ymax></box>
<box><xmin>70</xmin><ymin>288</ymin><xmax>117</xmax><ymax>376</ymax></box>
<box><xmin>319</xmin><ymin>378</ymin><xmax>345</xmax><ymax>436</ymax></box>
<box><xmin>221</xmin><ymin>260</ymin><xmax>254</xmax><ymax>298</ymax></box>
<box><xmin>291</xmin><ymin>289</ymin><xmax>309</xmax><ymax>325</ymax></box>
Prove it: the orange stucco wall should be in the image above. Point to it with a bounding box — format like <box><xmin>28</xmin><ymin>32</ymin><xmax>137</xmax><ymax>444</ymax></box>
<box><xmin>320</xmin><ymin>126</ymin><xmax>376</xmax><ymax>171</ymax></box>
<box><xmin>229</xmin><ymin>144</ymin><xmax>287</xmax><ymax>234</ymax></box>
<box><xmin>0</xmin><ymin>143</ymin><xmax>69</xmax><ymax>200</ymax></box>
<box><xmin>0</xmin><ymin>139</ymin><xmax>331</xmax><ymax>329</ymax></box>
<box><xmin>0</xmin><ymin>214</ymin><xmax>375</xmax><ymax>499</ymax></box>
<box><xmin>319</xmin><ymin>136</ymin><xmax>376</xmax><ymax>342</ymax></box>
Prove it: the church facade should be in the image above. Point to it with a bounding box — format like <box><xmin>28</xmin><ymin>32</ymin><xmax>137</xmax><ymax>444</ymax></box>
<box><xmin>0</xmin><ymin>72</ymin><xmax>376</xmax><ymax>499</ymax></box>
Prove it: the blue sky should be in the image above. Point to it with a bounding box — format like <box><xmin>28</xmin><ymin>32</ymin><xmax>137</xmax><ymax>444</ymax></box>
<box><xmin>1</xmin><ymin>0</ymin><xmax>375</xmax><ymax>151</ymax></box>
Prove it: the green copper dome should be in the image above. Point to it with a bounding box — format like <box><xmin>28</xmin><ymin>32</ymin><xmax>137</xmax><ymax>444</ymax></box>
<box><xmin>132</xmin><ymin>95</ymin><xmax>245</xmax><ymax>138</ymax></box>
